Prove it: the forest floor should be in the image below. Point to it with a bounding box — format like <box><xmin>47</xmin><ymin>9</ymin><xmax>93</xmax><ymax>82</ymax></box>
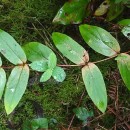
<box><xmin>0</xmin><ymin>0</ymin><xmax>130</xmax><ymax>130</ymax></box>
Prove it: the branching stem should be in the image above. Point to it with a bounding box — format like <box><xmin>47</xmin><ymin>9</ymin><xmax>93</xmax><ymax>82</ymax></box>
<box><xmin>58</xmin><ymin>50</ymin><xmax>130</xmax><ymax>67</ymax></box>
<box><xmin>1</xmin><ymin>50</ymin><xmax>130</xmax><ymax>69</ymax></box>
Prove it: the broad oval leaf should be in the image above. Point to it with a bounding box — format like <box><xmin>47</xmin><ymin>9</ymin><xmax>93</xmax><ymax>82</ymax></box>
<box><xmin>40</xmin><ymin>69</ymin><xmax>52</xmax><ymax>82</ymax></box>
<box><xmin>53</xmin><ymin>0</ymin><xmax>90</xmax><ymax>25</ymax></box>
<box><xmin>79</xmin><ymin>24</ymin><xmax>120</xmax><ymax>57</ymax></box>
<box><xmin>94</xmin><ymin>0</ymin><xmax>110</xmax><ymax>16</ymax></box>
<box><xmin>29</xmin><ymin>60</ymin><xmax>48</xmax><ymax>72</ymax></box>
<box><xmin>4</xmin><ymin>64</ymin><xmax>29</xmax><ymax>115</ymax></box>
<box><xmin>48</xmin><ymin>53</ymin><xmax>57</xmax><ymax>69</ymax></box>
<box><xmin>116</xmin><ymin>53</ymin><xmax>130</xmax><ymax>90</ymax></box>
<box><xmin>52</xmin><ymin>32</ymin><xmax>89</xmax><ymax>64</ymax></box>
<box><xmin>118</xmin><ymin>19</ymin><xmax>130</xmax><ymax>26</ymax></box>
<box><xmin>82</xmin><ymin>63</ymin><xmax>107</xmax><ymax>113</ymax></box>
<box><xmin>52</xmin><ymin>66</ymin><xmax>66</xmax><ymax>82</ymax></box>
<box><xmin>0</xmin><ymin>68</ymin><xmax>6</xmax><ymax>99</ymax></box>
<box><xmin>0</xmin><ymin>29</ymin><xmax>27</xmax><ymax>65</ymax></box>
<box><xmin>23</xmin><ymin>42</ymin><xmax>54</xmax><ymax>62</ymax></box>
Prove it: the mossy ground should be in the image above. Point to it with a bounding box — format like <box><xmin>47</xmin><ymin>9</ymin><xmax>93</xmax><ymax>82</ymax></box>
<box><xmin>0</xmin><ymin>0</ymin><xmax>130</xmax><ymax>130</ymax></box>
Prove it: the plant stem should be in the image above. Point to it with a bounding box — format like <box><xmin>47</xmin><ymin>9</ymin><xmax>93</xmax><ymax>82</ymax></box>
<box><xmin>1</xmin><ymin>66</ymin><xmax>14</xmax><ymax>69</ymax></box>
<box><xmin>92</xmin><ymin>54</ymin><xmax>117</xmax><ymax>64</ymax></box>
<box><xmin>93</xmin><ymin>50</ymin><xmax>130</xmax><ymax>64</ymax></box>
<box><xmin>58</xmin><ymin>64</ymin><xmax>82</xmax><ymax>67</ymax></box>
<box><xmin>58</xmin><ymin>50</ymin><xmax>130</xmax><ymax>67</ymax></box>
<box><xmin>67</xmin><ymin>90</ymin><xmax>86</xmax><ymax>130</ymax></box>
<box><xmin>1</xmin><ymin>50</ymin><xmax>130</xmax><ymax>69</ymax></box>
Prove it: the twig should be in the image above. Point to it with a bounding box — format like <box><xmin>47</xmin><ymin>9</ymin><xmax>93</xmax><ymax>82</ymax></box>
<box><xmin>1</xmin><ymin>66</ymin><xmax>14</xmax><ymax>69</ymax></box>
<box><xmin>98</xmin><ymin>124</ymin><xmax>108</xmax><ymax>130</ymax></box>
<box><xmin>89</xmin><ymin>113</ymin><xmax>106</xmax><ymax>123</ymax></box>
<box><xmin>67</xmin><ymin>90</ymin><xmax>86</xmax><ymax>130</ymax></box>
<box><xmin>108</xmin><ymin>107</ymin><xmax>130</xmax><ymax>129</ymax></box>
<box><xmin>59</xmin><ymin>50</ymin><xmax>130</xmax><ymax>67</ymax></box>
<box><xmin>58</xmin><ymin>64</ymin><xmax>83</xmax><ymax>67</ymax></box>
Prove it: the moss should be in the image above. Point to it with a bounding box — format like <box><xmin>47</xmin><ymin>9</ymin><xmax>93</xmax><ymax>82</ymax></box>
<box><xmin>25</xmin><ymin>69</ymin><xmax>88</xmax><ymax>125</ymax></box>
<box><xmin>0</xmin><ymin>102</ymin><xmax>8</xmax><ymax>130</ymax></box>
<box><xmin>0</xmin><ymin>0</ymin><xmax>63</xmax><ymax>43</ymax></box>
<box><xmin>0</xmin><ymin>69</ymin><xmax>89</xmax><ymax>129</ymax></box>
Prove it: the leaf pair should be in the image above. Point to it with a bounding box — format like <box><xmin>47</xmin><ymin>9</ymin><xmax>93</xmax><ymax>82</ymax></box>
<box><xmin>40</xmin><ymin>52</ymin><xmax>56</xmax><ymax>82</ymax></box>
<box><xmin>23</xmin><ymin>42</ymin><xmax>66</xmax><ymax>83</ymax></box>
<box><xmin>0</xmin><ymin>30</ymin><xmax>66</xmax><ymax>115</ymax></box>
<box><xmin>80</xmin><ymin>24</ymin><xmax>130</xmax><ymax>91</ymax></box>
<box><xmin>0</xmin><ymin>29</ymin><xmax>29</xmax><ymax>115</ymax></box>
<box><xmin>40</xmin><ymin>53</ymin><xmax>66</xmax><ymax>83</ymax></box>
<box><xmin>52</xmin><ymin>24</ymin><xmax>130</xmax><ymax>113</ymax></box>
<box><xmin>40</xmin><ymin>66</ymin><xmax>66</xmax><ymax>83</ymax></box>
<box><xmin>52</xmin><ymin>30</ymin><xmax>108</xmax><ymax>113</ymax></box>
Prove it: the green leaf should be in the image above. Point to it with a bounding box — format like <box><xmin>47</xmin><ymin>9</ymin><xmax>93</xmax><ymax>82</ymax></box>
<box><xmin>0</xmin><ymin>57</ymin><xmax>6</xmax><ymax>99</ymax></box>
<box><xmin>118</xmin><ymin>19</ymin><xmax>130</xmax><ymax>26</ymax></box>
<box><xmin>79</xmin><ymin>24</ymin><xmax>120</xmax><ymax>57</ymax></box>
<box><xmin>94</xmin><ymin>0</ymin><xmax>110</xmax><ymax>16</ymax></box>
<box><xmin>48</xmin><ymin>53</ymin><xmax>57</xmax><ymax>69</ymax></box>
<box><xmin>73</xmin><ymin>107</ymin><xmax>93</xmax><ymax>121</ymax></box>
<box><xmin>82</xmin><ymin>63</ymin><xmax>107</xmax><ymax>113</ymax></box>
<box><xmin>22</xmin><ymin>118</ymin><xmax>48</xmax><ymax>130</ymax></box>
<box><xmin>53</xmin><ymin>0</ymin><xmax>90</xmax><ymax>25</ymax></box>
<box><xmin>106</xmin><ymin>2</ymin><xmax>124</xmax><ymax>21</ymax></box>
<box><xmin>52</xmin><ymin>32</ymin><xmax>89</xmax><ymax>64</ymax></box>
<box><xmin>0</xmin><ymin>68</ymin><xmax>6</xmax><ymax>99</ymax></box>
<box><xmin>116</xmin><ymin>53</ymin><xmax>130</xmax><ymax>90</ymax></box>
<box><xmin>0</xmin><ymin>29</ymin><xmax>27</xmax><ymax>65</ymax></box>
<box><xmin>0</xmin><ymin>57</ymin><xmax>2</xmax><ymax>66</ymax></box>
<box><xmin>121</xmin><ymin>25</ymin><xmax>130</xmax><ymax>40</ymax></box>
<box><xmin>40</xmin><ymin>69</ymin><xmax>52</xmax><ymax>82</ymax></box>
<box><xmin>4</xmin><ymin>65</ymin><xmax>29</xmax><ymax>115</ymax></box>
<box><xmin>23</xmin><ymin>42</ymin><xmax>54</xmax><ymax>62</ymax></box>
<box><xmin>29</xmin><ymin>60</ymin><xmax>48</xmax><ymax>72</ymax></box>
<box><xmin>31</xmin><ymin>118</ymin><xmax>48</xmax><ymax>129</ymax></box>
<box><xmin>52</xmin><ymin>66</ymin><xmax>66</xmax><ymax>82</ymax></box>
